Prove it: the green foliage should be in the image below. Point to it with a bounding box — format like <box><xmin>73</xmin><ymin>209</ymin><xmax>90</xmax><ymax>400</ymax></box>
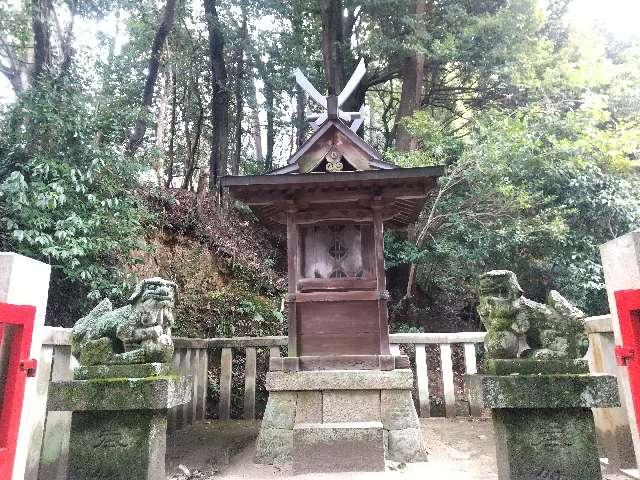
<box><xmin>0</xmin><ymin>75</ymin><xmax>149</xmax><ymax>320</ymax></box>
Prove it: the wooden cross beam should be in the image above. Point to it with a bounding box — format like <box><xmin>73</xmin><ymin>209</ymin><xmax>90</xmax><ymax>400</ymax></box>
<box><xmin>295</xmin><ymin>59</ymin><xmax>368</xmax><ymax>131</ymax></box>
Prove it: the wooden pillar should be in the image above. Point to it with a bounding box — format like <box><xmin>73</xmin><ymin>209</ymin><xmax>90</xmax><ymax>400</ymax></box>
<box><xmin>286</xmin><ymin>208</ymin><xmax>299</xmax><ymax>357</ymax></box>
<box><xmin>372</xmin><ymin>204</ymin><xmax>390</xmax><ymax>355</ymax></box>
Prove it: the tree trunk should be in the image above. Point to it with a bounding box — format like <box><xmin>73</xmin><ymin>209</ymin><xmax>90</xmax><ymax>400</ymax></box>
<box><xmin>204</xmin><ymin>0</ymin><xmax>230</xmax><ymax>191</ymax></box>
<box><xmin>249</xmin><ymin>76</ymin><xmax>263</xmax><ymax>165</ymax></box>
<box><xmin>125</xmin><ymin>0</ymin><xmax>177</xmax><ymax>156</ymax></box>
<box><xmin>155</xmin><ymin>68</ymin><xmax>172</xmax><ymax>186</ymax></box>
<box><xmin>182</xmin><ymin>103</ymin><xmax>204</xmax><ymax>189</ymax></box>
<box><xmin>231</xmin><ymin>14</ymin><xmax>247</xmax><ymax>176</ymax></box>
<box><xmin>320</xmin><ymin>0</ymin><xmax>345</xmax><ymax>94</ymax></box>
<box><xmin>165</xmin><ymin>77</ymin><xmax>178</xmax><ymax>188</ymax></box>
<box><xmin>264</xmin><ymin>74</ymin><xmax>275</xmax><ymax>172</ymax></box>
<box><xmin>31</xmin><ymin>0</ymin><xmax>52</xmax><ymax>80</ymax></box>
<box><xmin>394</xmin><ymin>0</ymin><xmax>427</xmax><ymax>151</ymax></box>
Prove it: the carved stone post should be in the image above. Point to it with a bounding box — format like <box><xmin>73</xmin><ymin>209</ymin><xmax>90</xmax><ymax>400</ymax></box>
<box><xmin>466</xmin><ymin>270</ymin><xmax>620</xmax><ymax>480</ymax></box>
<box><xmin>48</xmin><ymin>365</ymin><xmax>191</xmax><ymax>480</ymax></box>
<box><xmin>47</xmin><ymin>277</ymin><xmax>191</xmax><ymax>480</ymax></box>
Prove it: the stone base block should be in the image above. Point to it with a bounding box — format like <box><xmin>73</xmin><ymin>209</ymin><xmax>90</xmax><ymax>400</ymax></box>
<box><xmin>466</xmin><ymin>373</ymin><xmax>619</xmax><ymax>409</ymax></box>
<box><xmin>255</xmin><ymin>369</ymin><xmax>427</xmax><ymax>468</ymax></box>
<box><xmin>293</xmin><ymin>422</ymin><xmax>385</xmax><ymax>474</ymax></box>
<box><xmin>465</xmin><ymin>372</ymin><xmax>620</xmax><ymax>480</ymax></box>
<box><xmin>48</xmin><ymin>375</ymin><xmax>192</xmax><ymax>411</ymax></box>
<box><xmin>48</xmin><ymin>374</ymin><xmax>191</xmax><ymax>480</ymax></box>
<box><xmin>254</xmin><ymin>427</ymin><xmax>293</xmax><ymax>464</ymax></box>
<box><xmin>67</xmin><ymin>409</ymin><xmax>166</xmax><ymax>480</ymax></box>
<box><xmin>493</xmin><ymin>408</ymin><xmax>602</xmax><ymax>480</ymax></box>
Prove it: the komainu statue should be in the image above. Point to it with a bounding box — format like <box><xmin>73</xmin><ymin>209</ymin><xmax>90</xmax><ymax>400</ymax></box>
<box><xmin>71</xmin><ymin>277</ymin><xmax>178</xmax><ymax>365</ymax></box>
<box><xmin>477</xmin><ymin>270</ymin><xmax>588</xmax><ymax>359</ymax></box>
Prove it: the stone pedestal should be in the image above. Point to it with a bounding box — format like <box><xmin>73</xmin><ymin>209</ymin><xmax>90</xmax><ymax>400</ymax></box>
<box><xmin>47</xmin><ymin>363</ymin><xmax>192</xmax><ymax>480</ymax></box>
<box><xmin>255</xmin><ymin>369</ymin><xmax>427</xmax><ymax>472</ymax></box>
<box><xmin>467</xmin><ymin>360</ymin><xmax>620</xmax><ymax>480</ymax></box>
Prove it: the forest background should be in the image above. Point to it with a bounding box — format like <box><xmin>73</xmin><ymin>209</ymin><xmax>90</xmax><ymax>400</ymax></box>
<box><xmin>0</xmin><ymin>0</ymin><xmax>639</xmax><ymax>341</ymax></box>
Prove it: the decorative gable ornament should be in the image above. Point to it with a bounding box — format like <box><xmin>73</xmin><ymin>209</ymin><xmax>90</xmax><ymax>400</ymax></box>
<box><xmin>270</xmin><ymin>59</ymin><xmax>396</xmax><ymax>175</ymax></box>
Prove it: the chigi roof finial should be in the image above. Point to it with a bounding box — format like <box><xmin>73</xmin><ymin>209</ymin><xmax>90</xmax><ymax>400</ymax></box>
<box><xmin>294</xmin><ymin>58</ymin><xmax>367</xmax><ymax>133</ymax></box>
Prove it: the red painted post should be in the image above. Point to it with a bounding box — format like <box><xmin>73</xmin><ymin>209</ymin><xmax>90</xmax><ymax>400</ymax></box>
<box><xmin>614</xmin><ymin>289</ymin><xmax>640</xmax><ymax>435</ymax></box>
<box><xmin>0</xmin><ymin>302</ymin><xmax>37</xmax><ymax>480</ymax></box>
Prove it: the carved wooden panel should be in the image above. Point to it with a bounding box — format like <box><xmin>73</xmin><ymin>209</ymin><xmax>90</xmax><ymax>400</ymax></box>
<box><xmin>300</xmin><ymin>224</ymin><xmax>374</xmax><ymax>280</ymax></box>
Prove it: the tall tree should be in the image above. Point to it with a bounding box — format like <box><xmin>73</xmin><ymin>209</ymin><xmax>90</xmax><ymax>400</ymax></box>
<box><xmin>204</xmin><ymin>0</ymin><xmax>229</xmax><ymax>190</ymax></box>
<box><xmin>231</xmin><ymin>13</ymin><xmax>247</xmax><ymax>176</ymax></box>
<box><xmin>394</xmin><ymin>0</ymin><xmax>427</xmax><ymax>151</ymax></box>
<box><xmin>125</xmin><ymin>0</ymin><xmax>178</xmax><ymax>156</ymax></box>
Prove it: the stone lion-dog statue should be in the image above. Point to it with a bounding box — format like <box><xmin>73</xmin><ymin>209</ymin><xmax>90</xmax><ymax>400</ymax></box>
<box><xmin>71</xmin><ymin>277</ymin><xmax>178</xmax><ymax>365</ymax></box>
<box><xmin>477</xmin><ymin>270</ymin><xmax>588</xmax><ymax>360</ymax></box>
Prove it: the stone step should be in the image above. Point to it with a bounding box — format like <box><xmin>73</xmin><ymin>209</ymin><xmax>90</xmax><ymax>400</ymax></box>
<box><xmin>292</xmin><ymin>421</ymin><xmax>385</xmax><ymax>474</ymax></box>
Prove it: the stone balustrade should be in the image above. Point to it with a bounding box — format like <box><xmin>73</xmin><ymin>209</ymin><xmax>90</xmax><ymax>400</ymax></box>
<box><xmin>30</xmin><ymin>322</ymin><xmax>624</xmax><ymax>479</ymax></box>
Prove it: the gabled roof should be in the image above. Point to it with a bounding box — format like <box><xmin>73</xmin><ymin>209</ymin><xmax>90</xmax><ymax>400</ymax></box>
<box><xmin>267</xmin><ymin>119</ymin><xmax>396</xmax><ymax>175</ymax></box>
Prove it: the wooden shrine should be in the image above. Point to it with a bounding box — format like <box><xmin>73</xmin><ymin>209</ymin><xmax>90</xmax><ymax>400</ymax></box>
<box><xmin>222</xmin><ymin>60</ymin><xmax>442</xmax><ymax>470</ymax></box>
<box><xmin>222</xmin><ymin>65</ymin><xmax>442</xmax><ymax>371</ymax></box>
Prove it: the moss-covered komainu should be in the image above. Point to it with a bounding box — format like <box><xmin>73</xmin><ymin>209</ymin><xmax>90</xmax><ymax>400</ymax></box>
<box><xmin>477</xmin><ymin>270</ymin><xmax>588</xmax><ymax>360</ymax></box>
<box><xmin>71</xmin><ymin>277</ymin><xmax>177</xmax><ymax>365</ymax></box>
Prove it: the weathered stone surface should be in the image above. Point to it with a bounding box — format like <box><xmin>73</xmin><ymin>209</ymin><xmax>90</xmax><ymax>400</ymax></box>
<box><xmin>73</xmin><ymin>362</ymin><xmax>173</xmax><ymax>380</ymax></box>
<box><xmin>493</xmin><ymin>408</ymin><xmax>602</xmax><ymax>480</ymax></box>
<box><xmin>477</xmin><ymin>270</ymin><xmax>588</xmax><ymax>360</ymax></box>
<box><xmin>381</xmin><ymin>389</ymin><xmax>420</xmax><ymax>430</ymax></box>
<box><xmin>72</xmin><ymin>277</ymin><xmax>177</xmax><ymax>365</ymax></box>
<box><xmin>266</xmin><ymin>369</ymin><xmax>413</xmax><ymax>391</ymax></box>
<box><xmin>323</xmin><ymin>390</ymin><xmax>381</xmax><ymax>422</ymax></box>
<box><xmin>485</xmin><ymin>358</ymin><xmax>589</xmax><ymax>375</ymax></box>
<box><xmin>295</xmin><ymin>391</ymin><xmax>322</xmax><ymax>423</ymax></box>
<box><xmin>260</xmin><ymin>391</ymin><xmax>296</xmax><ymax>429</ymax></box>
<box><xmin>47</xmin><ymin>375</ymin><xmax>192</xmax><ymax>411</ymax></box>
<box><xmin>292</xmin><ymin>422</ymin><xmax>385</xmax><ymax>473</ymax></box>
<box><xmin>467</xmin><ymin>374</ymin><xmax>620</xmax><ymax>409</ymax></box>
<box><xmin>255</xmin><ymin>427</ymin><xmax>293</xmax><ymax>464</ymax></box>
<box><xmin>67</xmin><ymin>409</ymin><xmax>166</xmax><ymax>480</ymax></box>
<box><xmin>387</xmin><ymin>428</ymin><xmax>428</xmax><ymax>463</ymax></box>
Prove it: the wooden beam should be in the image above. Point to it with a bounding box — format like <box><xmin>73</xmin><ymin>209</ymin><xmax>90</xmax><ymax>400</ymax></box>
<box><xmin>234</xmin><ymin>183</ymin><xmax>430</xmax><ymax>206</ymax></box>
<box><xmin>294</xmin><ymin>290</ymin><xmax>382</xmax><ymax>303</ymax></box>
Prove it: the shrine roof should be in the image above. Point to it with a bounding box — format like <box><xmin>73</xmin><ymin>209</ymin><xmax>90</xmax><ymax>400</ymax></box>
<box><xmin>220</xmin><ymin>166</ymin><xmax>444</xmax><ymax>229</ymax></box>
<box><xmin>221</xmin><ymin>165</ymin><xmax>443</xmax><ymax>189</ymax></box>
<box><xmin>268</xmin><ymin>119</ymin><xmax>395</xmax><ymax>175</ymax></box>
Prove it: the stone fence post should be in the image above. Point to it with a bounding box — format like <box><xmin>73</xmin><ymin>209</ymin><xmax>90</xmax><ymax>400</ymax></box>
<box><xmin>0</xmin><ymin>253</ymin><xmax>51</xmax><ymax>480</ymax></box>
<box><xmin>600</xmin><ymin>230</ymin><xmax>640</xmax><ymax>469</ymax></box>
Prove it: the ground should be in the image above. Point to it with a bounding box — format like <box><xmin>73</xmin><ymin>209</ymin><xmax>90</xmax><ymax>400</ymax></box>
<box><xmin>166</xmin><ymin>418</ymin><xmax>635</xmax><ymax>480</ymax></box>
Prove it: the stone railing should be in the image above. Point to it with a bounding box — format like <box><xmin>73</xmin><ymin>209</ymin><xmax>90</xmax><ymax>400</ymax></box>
<box><xmin>31</xmin><ymin>320</ymin><xmax>627</xmax><ymax>479</ymax></box>
<box><xmin>170</xmin><ymin>331</ymin><xmax>487</xmax><ymax>430</ymax></box>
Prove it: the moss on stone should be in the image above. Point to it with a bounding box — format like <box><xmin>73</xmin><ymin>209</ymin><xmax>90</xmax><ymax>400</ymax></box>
<box><xmin>493</xmin><ymin>408</ymin><xmax>601</xmax><ymax>479</ymax></box>
<box><xmin>467</xmin><ymin>373</ymin><xmax>619</xmax><ymax>409</ymax></box>
<box><xmin>48</xmin><ymin>375</ymin><xmax>191</xmax><ymax>411</ymax></box>
<box><xmin>485</xmin><ymin>358</ymin><xmax>589</xmax><ymax>375</ymax></box>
